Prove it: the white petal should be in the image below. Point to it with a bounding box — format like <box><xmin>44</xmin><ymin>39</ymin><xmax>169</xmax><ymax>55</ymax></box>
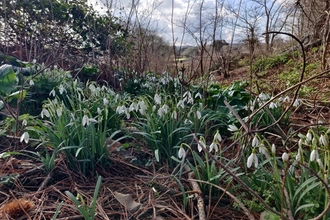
<box><xmin>178</xmin><ymin>147</ymin><xmax>185</xmax><ymax>159</ymax></box>
<box><xmin>252</xmin><ymin>136</ymin><xmax>259</xmax><ymax>147</ymax></box>
<box><xmin>310</xmin><ymin>149</ymin><xmax>316</xmax><ymax>161</ymax></box>
<box><xmin>282</xmin><ymin>152</ymin><xmax>289</xmax><ymax>162</ymax></box>
<box><xmin>20</xmin><ymin>132</ymin><xmax>29</xmax><ymax>144</ymax></box>
<box><xmin>271</xmin><ymin>144</ymin><xmax>276</xmax><ymax>155</ymax></box>
<box><xmin>228</xmin><ymin>124</ymin><xmax>238</xmax><ymax>132</ymax></box>
<box><xmin>247</xmin><ymin>153</ymin><xmax>254</xmax><ymax>168</ymax></box>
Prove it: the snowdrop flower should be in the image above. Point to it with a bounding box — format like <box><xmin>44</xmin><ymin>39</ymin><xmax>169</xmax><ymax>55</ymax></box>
<box><xmin>271</xmin><ymin>144</ymin><xmax>276</xmax><ymax>155</ymax></box>
<box><xmin>209</xmin><ymin>142</ymin><xmax>219</xmax><ymax>153</ymax></box>
<box><xmin>89</xmin><ymin>84</ymin><xmax>96</xmax><ymax>93</ymax></box>
<box><xmin>252</xmin><ymin>136</ymin><xmax>260</xmax><ymax>148</ymax></box>
<box><xmin>97</xmin><ymin>107</ymin><xmax>102</xmax><ymax>115</ymax></box>
<box><xmin>138</xmin><ymin>100</ymin><xmax>147</xmax><ymax>115</ymax></box>
<box><xmin>317</xmin><ymin>158</ymin><xmax>324</xmax><ymax>170</ymax></box>
<box><xmin>306</xmin><ymin>131</ymin><xmax>312</xmax><ymax>143</ymax></box>
<box><xmin>56</xmin><ymin>107</ymin><xmax>62</xmax><ymax>117</ymax></box>
<box><xmin>49</xmin><ymin>89</ymin><xmax>56</xmax><ymax>97</ymax></box>
<box><xmin>103</xmin><ymin>98</ymin><xmax>109</xmax><ymax>106</ymax></box>
<box><xmin>20</xmin><ymin>132</ymin><xmax>29</xmax><ymax>144</ymax></box>
<box><xmin>29</xmin><ymin>79</ymin><xmax>34</xmax><ymax>86</ymax></box>
<box><xmin>247</xmin><ymin>150</ymin><xmax>258</xmax><ymax>168</ymax></box>
<box><xmin>214</xmin><ymin>130</ymin><xmax>222</xmax><ymax>142</ymax></box>
<box><xmin>319</xmin><ymin>134</ymin><xmax>328</xmax><ymax>147</ymax></box>
<box><xmin>22</xmin><ymin>119</ymin><xmax>27</xmax><ymax>126</ymax></box>
<box><xmin>184</xmin><ymin>119</ymin><xmax>193</xmax><ymax>124</ymax></box>
<box><xmin>198</xmin><ymin>137</ymin><xmax>206</xmax><ymax>152</ymax></box>
<box><xmin>129</xmin><ymin>102</ymin><xmax>137</xmax><ymax>112</ymax></box>
<box><xmin>282</xmin><ymin>152</ymin><xmax>289</xmax><ymax>162</ymax></box>
<box><xmin>59</xmin><ymin>84</ymin><xmax>66</xmax><ymax>94</ymax></box>
<box><xmin>283</xmin><ymin>96</ymin><xmax>290</xmax><ymax>103</ymax></box>
<box><xmin>178</xmin><ymin>146</ymin><xmax>186</xmax><ymax>159</ymax></box>
<box><xmin>82</xmin><ymin>115</ymin><xmax>89</xmax><ymax>126</ymax></box>
<box><xmin>269</xmin><ymin>102</ymin><xmax>277</xmax><ymax>109</ymax></box>
<box><xmin>176</xmin><ymin>99</ymin><xmax>185</xmax><ymax>109</ymax></box>
<box><xmin>310</xmin><ymin>148</ymin><xmax>319</xmax><ymax>162</ymax></box>
<box><xmin>172</xmin><ymin>110</ymin><xmax>177</xmax><ymax>120</ymax></box>
<box><xmin>228</xmin><ymin>124</ymin><xmax>238</xmax><ymax>132</ymax></box>
<box><xmin>258</xmin><ymin>93</ymin><xmax>269</xmax><ymax>101</ymax></box>
<box><xmin>116</xmin><ymin>105</ymin><xmax>125</xmax><ymax>114</ymax></box>
<box><xmin>154</xmin><ymin>94</ymin><xmax>161</xmax><ymax>105</ymax></box>
<box><xmin>195</xmin><ymin>92</ymin><xmax>202</xmax><ymax>99</ymax></box>
<box><xmin>258</xmin><ymin>142</ymin><xmax>269</xmax><ymax>158</ymax></box>
<box><xmin>41</xmin><ymin>108</ymin><xmax>50</xmax><ymax>118</ymax></box>
<box><xmin>324</xmin><ymin>174</ymin><xmax>328</xmax><ymax>185</ymax></box>
<box><xmin>196</xmin><ymin>110</ymin><xmax>201</xmax><ymax>119</ymax></box>
<box><xmin>293</xmin><ymin>99</ymin><xmax>300</xmax><ymax>107</ymax></box>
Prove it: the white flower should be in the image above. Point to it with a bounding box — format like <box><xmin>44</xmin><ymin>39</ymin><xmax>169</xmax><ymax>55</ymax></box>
<box><xmin>195</xmin><ymin>92</ymin><xmax>202</xmax><ymax>99</ymax></box>
<box><xmin>196</xmin><ymin>110</ymin><xmax>201</xmax><ymax>119</ymax></box>
<box><xmin>41</xmin><ymin>108</ymin><xmax>50</xmax><ymax>118</ymax></box>
<box><xmin>209</xmin><ymin>142</ymin><xmax>219</xmax><ymax>153</ymax></box>
<box><xmin>29</xmin><ymin>79</ymin><xmax>34</xmax><ymax>86</ymax></box>
<box><xmin>282</xmin><ymin>152</ymin><xmax>289</xmax><ymax>162</ymax></box>
<box><xmin>320</xmin><ymin>134</ymin><xmax>328</xmax><ymax>147</ymax></box>
<box><xmin>138</xmin><ymin>100</ymin><xmax>147</xmax><ymax>115</ymax></box>
<box><xmin>269</xmin><ymin>102</ymin><xmax>277</xmax><ymax>109</ymax></box>
<box><xmin>252</xmin><ymin>136</ymin><xmax>259</xmax><ymax>148</ymax></box>
<box><xmin>247</xmin><ymin>152</ymin><xmax>258</xmax><ymax>168</ymax></box>
<box><xmin>214</xmin><ymin>131</ymin><xmax>222</xmax><ymax>142</ymax></box>
<box><xmin>22</xmin><ymin>119</ymin><xmax>27</xmax><ymax>126</ymax></box>
<box><xmin>97</xmin><ymin>107</ymin><xmax>102</xmax><ymax>115</ymax></box>
<box><xmin>306</xmin><ymin>131</ymin><xmax>312</xmax><ymax>143</ymax></box>
<box><xmin>49</xmin><ymin>89</ymin><xmax>56</xmax><ymax>97</ymax></box>
<box><xmin>198</xmin><ymin>137</ymin><xmax>206</xmax><ymax>152</ymax></box>
<box><xmin>178</xmin><ymin>147</ymin><xmax>185</xmax><ymax>159</ymax></box>
<box><xmin>56</xmin><ymin>107</ymin><xmax>62</xmax><ymax>117</ymax></box>
<box><xmin>310</xmin><ymin>149</ymin><xmax>318</xmax><ymax>162</ymax></box>
<box><xmin>228</xmin><ymin>124</ymin><xmax>238</xmax><ymax>132</ymax></box>
<box><xmin>154</xmin><ymin>94</ymin><xmax>161</xmax><ymax>105</ymax></box>
<box><xmin>283</xmin><ymin>96</ymin><xmax>290</xmax><ymax>103</ymax></box>
<box><xmin>59</xmin><ymin>84</ymin><xmax>66</xmax><ymax>94</ymax></box>
<box><xmin>176</xmin><ymin>99</ymin><xmax>185</xmax><ymax>109</ymax></box>
<box><xmin>317</xmin><ymin>158</ymin><xmax>324</xmax><ymax>170</ymax></box>
<box><xmin>129</xmin><ymin>102</ymin><xmax>137</xmax><ymax>112</ymax></box>
<box><xmin>172</xmin><ymin>110</ymin><xmax>177</xmax><ymax>120</ymax></box>
<box><xmin>103</xmin><ymin>98</ymin><xmax>109</xmax><ymax>106</ymax></box>
<box><xmin>293</xmin><ymin>99</ymin><xmax>300</xmax><ymax>107</ymax></box>
<box><xmin>271</xmin><ymin>144</ymin><xmax>276</xmax><ymax>155</ymax></box>
<box><xmin>20</xmin><ymin>132</ymin><xmax>29</xmax><ymax>144</ymax></box>
<box><xmin>82</xmin><ymin>115</ymin><xmax>89</xmax><ymax>126</ymax></box>
<box><xmin>89</xmin><ymin>84</ymin><xmax>96</xmax><ymax>93</ymax></box>
<box><xmin>295</xmin><ymin>152</ymin><xmax>301</xmax><ymax>161</ymax></box>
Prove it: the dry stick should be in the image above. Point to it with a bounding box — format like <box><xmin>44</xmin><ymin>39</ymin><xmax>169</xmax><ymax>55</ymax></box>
<box><xmin>184</xmin><ymin>165</ymin><xmax>206</xmax><ymax>220</ymax></box>
<box><xmin>190</xmin><ymin>179</ymin><xmax>255</xmax><ymax>220</ymax></box>
<box><xmin>193</xmin><ymin>135</ymin><xmax>283</xmax><ymax>218</ymax></box>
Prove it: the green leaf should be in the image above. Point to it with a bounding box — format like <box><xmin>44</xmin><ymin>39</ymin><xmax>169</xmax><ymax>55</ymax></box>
<box><xmin>0</xmin><ymin>64</ymin><xmax>18</xmax><ymax>95</ymax></box>
<box><xmin>6</xmin><ymin>89</ymin><xmax>27</xmax><ymax>102</ymax></box>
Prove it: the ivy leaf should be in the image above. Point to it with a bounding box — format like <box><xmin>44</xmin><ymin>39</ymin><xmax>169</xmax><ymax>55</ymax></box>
<box><xmin>0</xmin><ymin>64</ymin><xmax>18</xmax><ymax>95</ymax></box>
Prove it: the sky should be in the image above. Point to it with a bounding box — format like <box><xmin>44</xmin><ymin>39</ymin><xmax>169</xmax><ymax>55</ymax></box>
<box><xmin>87</xmin><ymin>0</ymin><xmax>293</xmax><ymax>46</ymax></box>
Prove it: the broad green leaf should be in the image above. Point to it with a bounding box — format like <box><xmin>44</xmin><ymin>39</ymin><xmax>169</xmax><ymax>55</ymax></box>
<box><xmin>0</xmin><ymin>64</ymin><xmax>18</xmax><ymax>95</ymax></box>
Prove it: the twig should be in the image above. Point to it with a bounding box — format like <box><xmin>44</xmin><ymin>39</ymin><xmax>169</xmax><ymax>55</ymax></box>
<box><xmin>184</xmin><ymin>165</ymin><xmax>206</xmax><ymax>220</ymax></box>
<box><xmin>190</xmin><ymin>179</ymin><xmax>255</xmax><ymax>220</ymax></box>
